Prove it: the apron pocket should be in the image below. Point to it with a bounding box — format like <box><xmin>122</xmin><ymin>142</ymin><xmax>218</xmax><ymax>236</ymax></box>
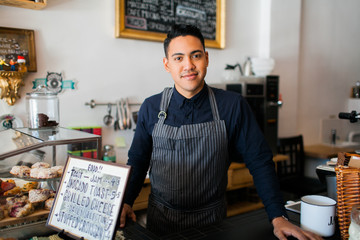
<box><xmin>152</xmin><ymin>137</ymin><xmax>175</xmax><ymax>150</ymax></box>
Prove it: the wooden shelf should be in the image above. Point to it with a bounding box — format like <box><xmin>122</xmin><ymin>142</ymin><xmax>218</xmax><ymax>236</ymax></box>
<box><xmin>0</xmin><ymin>209</ymin><xmax>49</xmax><ymax>228</ymax></box>
<box><xmin>0</xmin><ymin>0</ymin><xmax>47</xmax><ymax>10</ymax></box>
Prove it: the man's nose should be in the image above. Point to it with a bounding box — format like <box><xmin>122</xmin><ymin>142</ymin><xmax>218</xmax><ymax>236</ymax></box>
<box><xmin>183</xmin><ymin>56</ymin><xmax>195</xmax><ymax>70</ymax></box>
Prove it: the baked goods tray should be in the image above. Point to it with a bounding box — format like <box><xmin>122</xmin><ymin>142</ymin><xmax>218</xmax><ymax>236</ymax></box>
<box><xmin>10</xmin><ymin>176</ymin><xmax>61</xmax><ymax>182</ymax></box>
<box><xmin>0</xmin><ymin>209</ymin><xmax>49</xmax><ymax>228</ymax></box>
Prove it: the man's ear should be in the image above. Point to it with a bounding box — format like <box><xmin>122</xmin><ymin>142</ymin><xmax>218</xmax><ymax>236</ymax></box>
<box><xmin>163</xmin><ymin>57</ymin><xmax>170</xmax><ymax>72</ymax></box>
<box><xmin>205</xmin><ymin>51</ymin><xmax>209</xmax><ymax>67</ymax></box>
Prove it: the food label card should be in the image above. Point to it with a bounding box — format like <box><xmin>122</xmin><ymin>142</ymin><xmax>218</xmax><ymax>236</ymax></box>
<box><xmin>46</xmin><ymin>156</ymin><xmax>131</xmax><ymax>240</ymax></box>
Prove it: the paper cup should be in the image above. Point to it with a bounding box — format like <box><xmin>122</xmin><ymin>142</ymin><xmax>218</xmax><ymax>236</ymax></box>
<box><xmin>300</xmin><ymin>195</ymin><xmax>337</xmax><ymax>237</ymax></box>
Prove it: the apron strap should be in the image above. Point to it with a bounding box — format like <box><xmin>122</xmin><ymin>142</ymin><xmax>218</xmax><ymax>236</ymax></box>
<box><xmin>207</xmin><ymin>86</ymin><xmax>220</xmax><ymax>121</ymax></box>
<box><xmin>160</xmin><ymin>87</ymin><xmax>173</xmax><ymax>113</ymax></box>
<box><xmin>158</xmin><ymin>87</ymin><xmax>173</xmax><ymax>123</ymax></box>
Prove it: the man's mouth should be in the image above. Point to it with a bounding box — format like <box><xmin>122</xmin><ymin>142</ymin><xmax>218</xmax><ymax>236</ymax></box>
<box><xmin>181</xmin><ymin>72</ymin><xmax>198</xmax><ymax>79</ymax></box>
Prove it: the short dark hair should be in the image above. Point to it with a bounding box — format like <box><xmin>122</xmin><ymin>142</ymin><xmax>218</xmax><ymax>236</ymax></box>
<box><xmin>163</xmin><ymin>24</ymin><xmax>205</xmax><ymax>57</ymax></box>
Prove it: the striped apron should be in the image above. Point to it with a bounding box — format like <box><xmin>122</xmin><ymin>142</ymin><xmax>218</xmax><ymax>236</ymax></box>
<box><xmin>146</xmin><ymin>86</ymin><xmax>229</xmax><ymax>236</ymax></box>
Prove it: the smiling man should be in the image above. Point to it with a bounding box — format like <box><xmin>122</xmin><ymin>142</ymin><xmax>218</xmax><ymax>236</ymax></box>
<box><xmin>120</xmin><ymin>24</ymin><xmax>322</xmax><ymax>240</ymax></box>
<box><xmin>163</xmin><ymin>34</ymin><xmax>208</xmax><ymax>98</ymax></box>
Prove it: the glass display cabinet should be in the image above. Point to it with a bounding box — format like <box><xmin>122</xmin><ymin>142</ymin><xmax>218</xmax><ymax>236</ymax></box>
<box><xmin>0</xmin><ymin>127</ymin><xmax>101</xmax><ymax>239</ymax></box>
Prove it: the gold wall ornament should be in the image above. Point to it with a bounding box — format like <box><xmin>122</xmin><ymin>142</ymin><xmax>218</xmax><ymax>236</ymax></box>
<box><xmin>0</xmin><ymin>71</ymin><xmax>27</xmax><ymax>105</ymax></box>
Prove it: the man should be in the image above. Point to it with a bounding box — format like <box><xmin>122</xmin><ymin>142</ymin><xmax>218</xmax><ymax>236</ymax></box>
<box><xmin>120</xmin><ymin>24</ymin><xmax>322</xmax><ymax>240</ymax></box>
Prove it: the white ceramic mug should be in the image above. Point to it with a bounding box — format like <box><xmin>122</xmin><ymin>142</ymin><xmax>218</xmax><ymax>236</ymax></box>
<box><xmin>300</xmin><ymin>195</ymin><xmax>337</xmax><ymax>237</ymax></box>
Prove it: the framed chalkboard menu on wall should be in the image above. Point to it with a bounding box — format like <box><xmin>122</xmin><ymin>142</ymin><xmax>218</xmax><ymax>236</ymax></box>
<box><xmin>115</xmin><ymin>0</ymin><xmax>225</xmax><ymax>49</ymax></box>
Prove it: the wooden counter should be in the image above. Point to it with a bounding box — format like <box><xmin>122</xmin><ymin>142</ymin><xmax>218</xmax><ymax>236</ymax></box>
<box><xmin>304</xmin><ymin>144</ymin><xmax>356</xmax><ymax>159</ymax></box>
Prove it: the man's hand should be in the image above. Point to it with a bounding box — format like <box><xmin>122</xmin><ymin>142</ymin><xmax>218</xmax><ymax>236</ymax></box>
<box><xmin>120</xmin><ymin>203</ymin><xmax>137</xmax><ymax>228</ymax></box>
<box><xmin>272</xmin><ymin>216</ymin><xmax>323</xmax><ymax>240</ymax></box>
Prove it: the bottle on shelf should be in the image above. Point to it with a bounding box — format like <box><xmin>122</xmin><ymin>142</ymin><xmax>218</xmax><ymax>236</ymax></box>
<box><xmin>103</xmin><ymin>145</ymin><xmax>116</xmax><ymax>163</ymax></box>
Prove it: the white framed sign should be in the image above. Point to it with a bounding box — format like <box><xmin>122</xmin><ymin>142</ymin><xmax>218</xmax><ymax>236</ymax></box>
<box><xmin>46</xmin><ymin>156</ymin><xmax>131</xmax><ymax>240</ymax></box>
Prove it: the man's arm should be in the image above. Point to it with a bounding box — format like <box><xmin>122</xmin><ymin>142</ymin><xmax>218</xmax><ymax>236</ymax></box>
<box><xmin>121</xmin><ymin>100</ymin><xmax>154</xmax><ymax>226</ymax></box>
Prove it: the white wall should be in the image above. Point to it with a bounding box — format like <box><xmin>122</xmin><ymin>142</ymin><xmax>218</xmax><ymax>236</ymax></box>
<box><xmin>1</xmin><ymin>0</ymin><xmax>359</xmax><ymax>162</ymax></box>
<box><xmin>298</xmin><ymin>0</ymin><xmax>360</xmax><ymax>145</ymax></box>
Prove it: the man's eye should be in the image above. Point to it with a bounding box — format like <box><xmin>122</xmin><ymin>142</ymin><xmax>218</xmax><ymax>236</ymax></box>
<box><xmin>193</xmin><ymin>54</ymin><xmax>202</xmax><ymax>59</ymax></box>
<box><xmin>174</xmin><ymin>57</ymin><xmax>182</xmax><ymax>61</ymax></box>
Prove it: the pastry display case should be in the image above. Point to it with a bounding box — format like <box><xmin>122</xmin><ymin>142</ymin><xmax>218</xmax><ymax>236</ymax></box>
<box><xmin>0</xmin><ymin>127</ymin><xmax>101</xmax><ymax>239</ymax></box>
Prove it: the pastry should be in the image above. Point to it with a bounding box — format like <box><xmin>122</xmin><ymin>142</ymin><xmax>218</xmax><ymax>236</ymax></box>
<box><xmin>3</xmin><ymin>186</ymin><xmax>21</xmax><ymax>196</ymax></box>
<box><xmin>0</xmin><ymin>179</ymin><xmax>16</xmax><ymax>195</ymax></box>
<box><xmin>51</xmin><ymin>166</ymin><xmax>64</xmax><ymax>177</ymax></box>
<box><xmin>10</xmin><ymin>166</ymin><xmax>31</xmax><ymax>177</ymax></box>
<box><xmin>30</xmin><ymin>167</ymin><xmax>57</xmax><ymax>179</ymax></box>
<box><xmin>31</xmin><ymin>162</ymin><xmax>51</xmax><ymax>169</ymax></box>
<box><xmin>29</xmin><ymin>189</ymin><xmax>53</xmax><ymax>203</ymax></box>
<box><xmin>21</xmin><ymin>182</ymin><xmax>38</xmax><ymax>192</ymax></box>
<box><xmin>6</xmin><ymin>195</ymin><xmax>29</xmax><ymax>209</ymax></box>
<box><xmin>9</xmin><ymin>201</ymin><xmax>34</xmax><ymax>218</ymax></box>
<box><xmin>45</xmin><ymin>198</ymin><xmax>54</xmax><ymax>210</ymax></box>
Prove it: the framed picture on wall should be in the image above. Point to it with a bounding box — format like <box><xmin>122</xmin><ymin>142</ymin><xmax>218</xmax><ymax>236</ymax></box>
<box><xmin>0</xmin><ymin>27</ymin><xmax>37</xmax><ymax>72</ymax></box>
<box><xmin>115</xmin><ymin>0</ymin><xmax>226</xmax><ymax>49</ymax></box>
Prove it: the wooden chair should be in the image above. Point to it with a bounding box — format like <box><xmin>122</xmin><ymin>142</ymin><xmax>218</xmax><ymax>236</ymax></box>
<box><xmin>276</xmin><ymin>135</ymin><xmax>327</xmax><ymax>199</ymax></box>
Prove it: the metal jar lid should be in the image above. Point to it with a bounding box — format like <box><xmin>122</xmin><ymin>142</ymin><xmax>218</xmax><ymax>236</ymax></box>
<box><xmin>26</xmin><ymin>85</ymin><xmax>58</xmax><ymax>98</ymax></box>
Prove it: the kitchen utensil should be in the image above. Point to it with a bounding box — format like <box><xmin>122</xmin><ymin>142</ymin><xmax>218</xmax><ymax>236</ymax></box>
<box><xmin>243</xmin><ymin>57</ymin><xmax>252</xmax><ymax>76</ymax></box>
<box><xmin>125</xmin><ymin>98</ymin><xmax>132</xmax><ymax>129</ymax></box>
<box><xmin>103</xmin><ymin>103</ymin><xmax>114</xmax><ymax>126</ymax></box>
<box><xmin>132</xmin><ymin>111</ymin><xmax>138</xmax><ymax>125</ymax></box>
<box><xmin>222</xmin><ymin>63</ymin><xmax>242</xmax><ymax>82</ymax></box>
<box><xmin>120</xmin><ymin>98</ymin><xmax>127</xmax><ymax>129</ymax></box>
<box><xmin>114</xmin><ymin>102</ymin><xmax>120</xmax><ymax>130</ymax></box>
<box><xmin>116</xmin><ymin>100</ymin><xmax>124</xmax><ymax>130</ymax></box>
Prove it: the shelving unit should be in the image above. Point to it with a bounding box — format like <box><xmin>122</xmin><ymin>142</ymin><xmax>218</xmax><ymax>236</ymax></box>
<box><xmin>0</xmin><ymin>0</ymin><xmax>47</xmax><ymax>10</ymax></box>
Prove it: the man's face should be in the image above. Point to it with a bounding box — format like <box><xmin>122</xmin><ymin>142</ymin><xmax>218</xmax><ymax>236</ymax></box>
<box><xmin>163</xmin><ymin>35</ymin><xmax>209</xmax><ymax>99</ymax></box>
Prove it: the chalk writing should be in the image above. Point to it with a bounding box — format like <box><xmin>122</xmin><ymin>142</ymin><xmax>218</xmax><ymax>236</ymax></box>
<box><xmin>124</xmin><ymin>0</ymin><xmax>217</xmax><ymax>40</ymax></box>
<box><xmin>58</xmin><ymin>165</ymin><xmax>120</xmax><ymax>239</ymax></box>
<box><xmin>48</xmin><ymin>158</ymin><xmax>130</xmax><ymax>240</ymax></box>
<box><xmin>0</xmin><ymin>36</ymin><xmax>29</xmax><ymax>61</ymax></box>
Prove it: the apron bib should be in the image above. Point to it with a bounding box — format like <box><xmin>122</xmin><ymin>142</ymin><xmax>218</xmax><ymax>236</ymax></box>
<box><xmin>146</xmin><ymin>86</ymin><xmax>230</xmax><ymax>236</ymax></box>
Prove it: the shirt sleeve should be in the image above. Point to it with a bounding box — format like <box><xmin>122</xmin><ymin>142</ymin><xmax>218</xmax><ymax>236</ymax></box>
<box><xmin>231</xmin><ymin>96</ymin><xmax>287</xmax><ymax>221</ymax></box>
<box><xmin>124</xmin><ymin>99</ymin><xmax>154</xmax><ymax>206</ymax></box>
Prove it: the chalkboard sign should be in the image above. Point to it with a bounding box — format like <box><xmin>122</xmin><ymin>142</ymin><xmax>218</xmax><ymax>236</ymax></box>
<box><xmin>0</xmin><ymin>27</ymin><xmax>37</xmax><ymax>72</ymax></box>
<box><xmin>115</xmin><ymin>0</ymin><xmax>225</xmax><ymax>49</ymax></box>
<box><xmin>46</xmin><ymin>156</ymin><xmax>131</xmax><ymax>240</ymax></box>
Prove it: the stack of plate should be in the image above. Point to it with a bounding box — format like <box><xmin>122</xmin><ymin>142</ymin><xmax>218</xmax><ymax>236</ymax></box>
<box><xmin>251</xmin><ymin>58</ymin><xmax>275</xmax><ymax>76</ymax></box>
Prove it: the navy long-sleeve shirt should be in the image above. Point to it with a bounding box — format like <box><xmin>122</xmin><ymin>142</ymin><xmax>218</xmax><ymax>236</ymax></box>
<box><xmin>125</xmin><ymin>83</ymin><xmax>287</xmax><ymax>221</ymax></box>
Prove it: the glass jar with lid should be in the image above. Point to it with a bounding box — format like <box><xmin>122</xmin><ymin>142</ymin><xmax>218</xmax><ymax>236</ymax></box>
<box><xmin>26</xmin><ymin>85</ymin><xmax>59</xmax><ymax>129</ymax></box>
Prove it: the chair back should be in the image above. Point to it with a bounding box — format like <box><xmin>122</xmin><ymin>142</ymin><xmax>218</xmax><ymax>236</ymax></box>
<box><xmin>276</xmin><ymin>135</ymin><xmax>305</xmax><ymax>179</ymax></box>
